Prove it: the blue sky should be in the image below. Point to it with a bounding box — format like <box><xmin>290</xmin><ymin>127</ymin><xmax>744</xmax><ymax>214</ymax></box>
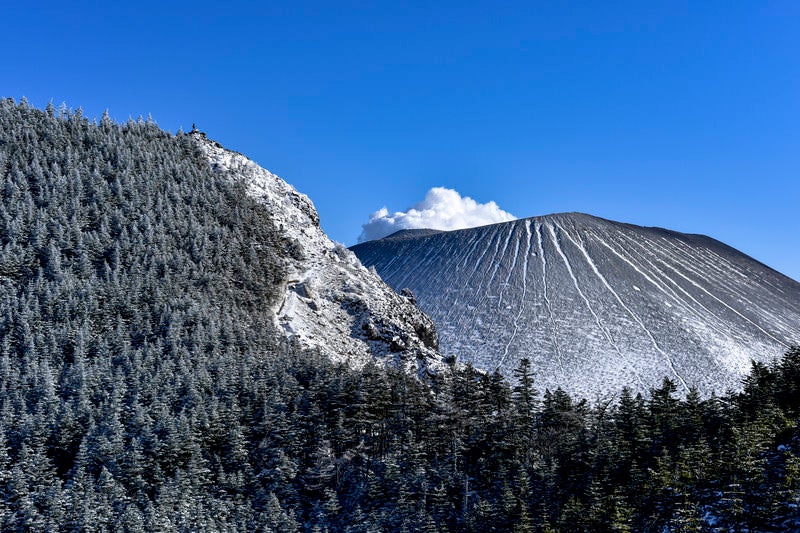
<box><xmin>3</xmin><ymin>1</ymin><xmax>799</xmax><ymax>279</ymax></box>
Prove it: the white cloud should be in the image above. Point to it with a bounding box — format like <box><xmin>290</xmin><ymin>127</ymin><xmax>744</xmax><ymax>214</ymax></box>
<box><xmin>359</xmin><ymin>187</ymin><xmax>517</xmax><ymax>242</ymax></box>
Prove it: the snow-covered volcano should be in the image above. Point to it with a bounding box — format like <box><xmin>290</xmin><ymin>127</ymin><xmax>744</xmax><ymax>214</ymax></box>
<box><xmin>351</xmin><ymin>213</ymin><xmax>800</xmax><ymax>397</ymax></box>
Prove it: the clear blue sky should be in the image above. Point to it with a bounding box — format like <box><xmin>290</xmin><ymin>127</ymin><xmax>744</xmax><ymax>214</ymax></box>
<box><xmin>4</xmin><ymin>1</ymin><xmax>799</xmax><ymax>279</ymax></box>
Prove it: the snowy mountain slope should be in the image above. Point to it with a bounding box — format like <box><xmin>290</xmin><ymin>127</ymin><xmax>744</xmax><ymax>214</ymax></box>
<box><xmin>351</xmin><ymin>212</ymin><xmax>800</xmax><ymax>396</ymax></box>
<box><xmin>192</xmin><ymin>132</ymin><xmax>443</xmax><ymax>376</ymax></box>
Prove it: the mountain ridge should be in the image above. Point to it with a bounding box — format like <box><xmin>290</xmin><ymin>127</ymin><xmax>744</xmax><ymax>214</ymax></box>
<box><xmin>371</xmin><ymin>211</ymin><xmax>783</xmax><ymax>274</ymax></box>
<box><xmin>352</xmin><ymin>212</ymin><xmax>800</xmax><ymax>396</ymax></box>
<box><xmin>190</xmin><ymin>131</ymin><xmax>444</xmax><ymax>377</ymax></box>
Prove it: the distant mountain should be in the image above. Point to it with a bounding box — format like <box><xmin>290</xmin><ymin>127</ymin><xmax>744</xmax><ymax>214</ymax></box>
<box><xmin>352</xmin><ymin>212</ymin><xmax>800</xmax><ymax>396</ymax></box>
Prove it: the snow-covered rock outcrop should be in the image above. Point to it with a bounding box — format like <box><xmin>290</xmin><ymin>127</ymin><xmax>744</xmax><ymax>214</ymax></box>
<box><xmin>192</xmin><ymin>132</ymin><xmax>443</xmax><ymax>376</ymax></box>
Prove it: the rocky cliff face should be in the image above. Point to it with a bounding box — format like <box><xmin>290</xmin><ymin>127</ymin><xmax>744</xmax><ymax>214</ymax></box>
<box><xmin>352</xmin><ymin>213</ymin><xmax>800</xmax><ymax>396</ymax></box>
<box><xmin>193</xmin><ymin>133</ymin><xmax>443</xmax><ymax>377</ymax></box>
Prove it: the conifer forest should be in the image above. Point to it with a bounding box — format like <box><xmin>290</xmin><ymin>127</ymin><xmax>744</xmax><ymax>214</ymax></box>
<box><xmin>1</xmin><ymin>98</ymin><xmax>799</xmax><ymax>531</ymax></box>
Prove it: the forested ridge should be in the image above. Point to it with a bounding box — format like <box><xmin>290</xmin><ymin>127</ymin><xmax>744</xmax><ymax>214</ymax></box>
<box><xmin>1</xmin><ymin>98</ymin><xmax>799</xmax><ymax>531</ymax></box>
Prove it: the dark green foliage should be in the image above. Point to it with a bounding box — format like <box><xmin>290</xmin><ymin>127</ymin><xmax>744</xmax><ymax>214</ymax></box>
<box><xmin>0</xmin><ymin>98</ymin><xmax>292</xmax><ymax>529</ymax></box>
<box><xmin>1</xmin><ymin>99</ymin><xmax>800</xmax><ymax>531</ymax></box>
